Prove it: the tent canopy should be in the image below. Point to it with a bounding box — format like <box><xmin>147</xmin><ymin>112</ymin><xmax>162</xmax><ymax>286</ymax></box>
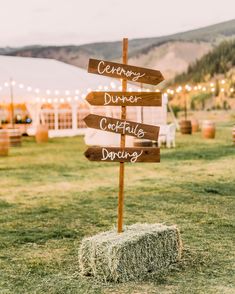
<box><xmin>0</xmin><ymin>55</ymin><xmax>126</xmax><ymax>104</ymax></box>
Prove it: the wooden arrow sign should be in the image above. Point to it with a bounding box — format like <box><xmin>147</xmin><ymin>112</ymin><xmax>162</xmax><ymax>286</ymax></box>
<box><xmin>84</xmin><ymin>114</ymin><xmax>160</xmax><ymax>140</ymax></box>
<box><xmin>88</xmin><ymin>59</ymin><xmax>164</xmax><ymax>85</ymax></box>
<box><xmin>84</xmin><ymin>147</ymin><xmax>160</xmax><ymax>163</ymax></box>
<box><xmin>86</xmin><ymin>91</ymin><xmax>162</xmax><ymax>106</ymax></box>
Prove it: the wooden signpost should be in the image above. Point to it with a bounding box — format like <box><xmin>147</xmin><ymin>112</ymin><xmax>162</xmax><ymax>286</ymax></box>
<box><xmin>86</xmin><ymin>91</ymin><xmax>162</xmax><ymax>106</ymax></box>
<box><xmin>84</xmin><ymin>38</ymin><xmax>164</xmax><ymax>233</ymax></box>
<box><xmin>88</xmin><ymin>59</ymin><xmax>164</xmax><ymax>85</ymax></box>
<box><xmin>85</xmin><ymin>147</ymin><xmax>160</xmax><ymax>163</ymax></box>
<box><xmin>84</xmin><ymin>114</ymin><xmax>160</xmax><ymax>140</ymax></box>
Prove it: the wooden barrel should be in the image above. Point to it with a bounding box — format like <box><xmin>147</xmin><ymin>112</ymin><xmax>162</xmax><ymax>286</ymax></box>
<box><xmin>35</xmin><ymin>125</ymin><xmax>49</xmax><ymax>143</ymax></box>
<box><xmin>7</xmin><ymin>128</ymin><xmax>22</xmax><ymax>147</ymax></box>
<box><xmin>180</xmin><ymin>120</ymin><xmax>192</xmax><ymax>134</ymax></box>
<box><xmin>191</xmin><ymin>119</ymin><xmax>199</xmax><ymax>133</ymax></box>
<box><xmin>232</xmin><ymin>125</ymin><xmax>235</xmax><ymax>146</ymax></box>
<box><xmin>202</xmin><ymin>121</ymin><xmax>216</xmax><ymax>139</ymax></box>
<box><xmin>0</xmin><ymin>129</ymin><xmax>9</xmax><ymax>156</ymax></box>
<box><xmin>133</xmin><ymin>139</ymin><xmax>153</xmax><ymax>147</ymax></box>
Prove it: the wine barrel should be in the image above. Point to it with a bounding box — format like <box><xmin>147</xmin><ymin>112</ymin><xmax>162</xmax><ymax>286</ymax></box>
<box><xmin>191</xmin><ymin>119</ymin><xmax>199</xmax><ymax>133</ymax></box>
<box><xmin>35</xmin><ymin>124</ymin><xmax>49</xmax><ymax>143</ymax></box>
<box><xmin>232</xmin><ymin>125</ymin><xmax>235</xmax><ymax>146</ymax></box>
<box><xmin>8</xmin><ymin>128</ymin><xmax>22</xmax><ymax>147</ymax></box>
<box><xmin>133</xmin><ymin>138</ymin><xmax>153</xmax><ymax>147</ymax></box>
<box><xmin>180</xmin><ymin>120</ymin><xmax>192</xmax><ymax>134</ymax></box>
<box><xmin>0</xmin><ymin>129</ymin><xmax>9</xmax><ymax>156</ymax></box>
<box><xmin>202</xmin><ymin>121</ymin><xmax>216</xmax><ymax>139</ymax></box>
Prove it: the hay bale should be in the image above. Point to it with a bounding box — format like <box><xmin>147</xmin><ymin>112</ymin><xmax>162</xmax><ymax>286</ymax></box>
<box><xmin>79</xmin><ymin>223</ymin><xmax>182</xmax><ymax>282</ymax></box>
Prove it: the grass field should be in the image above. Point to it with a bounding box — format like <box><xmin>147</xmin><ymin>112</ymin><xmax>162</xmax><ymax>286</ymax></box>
<box><xmin>0</xmin><ymin>124</ymin><xmax>234</xmax><ymax>294</ymax></box>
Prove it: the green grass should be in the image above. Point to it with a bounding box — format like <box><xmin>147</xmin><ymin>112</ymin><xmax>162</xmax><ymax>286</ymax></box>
<box><xmin>0</xmin><ymin>126</ymin><xmax>234</xmax><ymax>294</ymax></box>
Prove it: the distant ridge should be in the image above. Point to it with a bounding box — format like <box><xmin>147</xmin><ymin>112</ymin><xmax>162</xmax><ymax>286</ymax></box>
<box><xmin>1</xmin><ymin>19</ymin><xmax>235</xmax><ymax>80</ymax></box>
<box><xmin>174</xmin><ymin>39</ymin><xmax>235</xmax><ymax>83</ymax></box>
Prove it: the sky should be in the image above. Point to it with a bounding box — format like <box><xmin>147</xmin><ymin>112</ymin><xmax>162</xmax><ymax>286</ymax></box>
<box><xmin>0</xmin><ymin>0</ymin><xmax>235</xmax><ymax>47</ymax></box>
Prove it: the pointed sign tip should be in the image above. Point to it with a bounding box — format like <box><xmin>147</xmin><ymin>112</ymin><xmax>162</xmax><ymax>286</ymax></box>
<box><xmin>85</xmin><ymin>92</ymin><xmax>93</xmax><ymax>103</ymax></box>
<box><xmin>83</xmin><ymin>114</ymin><xmax>91</xmax><ymax>124</ymax></box>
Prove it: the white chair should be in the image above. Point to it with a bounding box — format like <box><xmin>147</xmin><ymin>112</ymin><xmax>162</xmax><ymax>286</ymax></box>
<box><xmin>158</xmin><ymin>123</ymin><xmax>176</xmax><ymax>148</ymax></box>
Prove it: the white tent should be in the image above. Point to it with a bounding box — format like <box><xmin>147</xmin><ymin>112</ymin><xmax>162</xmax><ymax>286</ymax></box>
<box><xmin>0</xmin><ymin>55</ymin><xmax>122</xmax><ymax>103</ymax></box>
<box><xmin>0</xmin><ymin>55</ymin><xmax>168</xmax><ymax>138</ymax></box>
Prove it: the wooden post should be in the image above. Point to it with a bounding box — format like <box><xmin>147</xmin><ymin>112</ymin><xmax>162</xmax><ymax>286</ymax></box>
<box><xmin>10</xmin><ymin>78</ymin><xmax>15</xmax><ymax>128</ymax></box>
<box><xmin>140</xmin><ymin>83</ymin><xmax>144</xmax><ymax>123</ymax></box>
<box><xmin>183</xmin><ymin>88</ymin><xmax>187</xmax><ymax>121</ymax></box>
<box><xmin>118</xmin><ymin>38</ymin><xmax>128</xmax><ymax>233</ymax></box>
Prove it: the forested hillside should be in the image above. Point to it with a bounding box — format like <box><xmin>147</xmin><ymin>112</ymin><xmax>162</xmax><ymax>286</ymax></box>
<box><xmin>174</xmin><ymin>40</ymin><xmax>235</xmax><ymax>83</ymax></box>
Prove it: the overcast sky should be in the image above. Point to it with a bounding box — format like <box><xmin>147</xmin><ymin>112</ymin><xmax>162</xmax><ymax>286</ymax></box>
<box><xmin>0</xmin><ymin>0</ymin><xmax>234</xmax><ymax>47</ymax></box>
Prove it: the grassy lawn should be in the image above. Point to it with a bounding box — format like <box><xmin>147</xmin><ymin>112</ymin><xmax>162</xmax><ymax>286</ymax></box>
<box><xmin>0</xmin><ymin>125</ymin><xmax>234</xmax><ymax>294</ymax></box>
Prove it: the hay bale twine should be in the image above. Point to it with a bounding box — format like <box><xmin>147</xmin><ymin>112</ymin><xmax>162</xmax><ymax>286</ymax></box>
<box><xmin>79</xmin><ymin>223</ymin><xmax>182</xmax><ymax>283</ymax></box>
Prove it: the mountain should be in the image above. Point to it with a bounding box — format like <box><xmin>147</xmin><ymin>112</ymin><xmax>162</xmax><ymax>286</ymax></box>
<box><xmin>174</xmin><ymin>40</ymin><xmax>235</xmax><ymax>83</ymax></box>
<box><xmin>1</xmin><ymin>19</ymin><xmax>235</xmax><ymax>80</ymax></box>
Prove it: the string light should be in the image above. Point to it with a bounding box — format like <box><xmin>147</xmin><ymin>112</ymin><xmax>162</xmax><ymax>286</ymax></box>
<box><xmin>0</xmin><ymin>78</ymin><xmax>233</xmax><ymax>105</ymax></box>
<box><xmin>185</xmin><ymin>85</ymin><xmax>192</xmax><ymax>91</ymax></box>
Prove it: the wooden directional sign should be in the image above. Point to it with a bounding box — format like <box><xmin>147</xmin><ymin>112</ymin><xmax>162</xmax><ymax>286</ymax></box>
<box><xmin>84</xmin><ymin>38</ymin><xmax>165</xmax><ymax>233</ymax></box>
<box><xmin>86</xmin><ymin>91</ymin><xmax>162</xmax><ymax>106</ymax></box>
<box><xmin>84</xmin><ymin>114</ymin><xmax>160</xmax><ymax>140</ymax></box>
<box><xmin>84</xmin><ymin>147</ymin><xmax>160</xmax><ymax>163</ymax></box>
<box><xmin>88</xmin><ymin>59</ymin><xmax>164</xmax><ymax>85</ymax></box>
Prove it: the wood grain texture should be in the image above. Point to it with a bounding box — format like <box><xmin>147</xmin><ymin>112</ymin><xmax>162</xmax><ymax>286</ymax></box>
<box><xmin>83</xmin><ymin>114</ymin><xmax>160</xmax><ymax>140</ymax></box>
<box><xmin>85</xmin><ymin>91</ymin><xmax>162</xmax><ymax>106</ymax></box>
<box><xmin>88</xmin><ymin>59</ymin><xmax>164</xmax><ymax>85</ymax></box>
<box><xmin>84</xmin><ymin>147</ymin><xmax>160</xmax><ymax>163</ymax></box>
<box><xmin>118</xmin><ymin>38</ymin><xmax>128</xmax><ymax>233</ymax></box>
